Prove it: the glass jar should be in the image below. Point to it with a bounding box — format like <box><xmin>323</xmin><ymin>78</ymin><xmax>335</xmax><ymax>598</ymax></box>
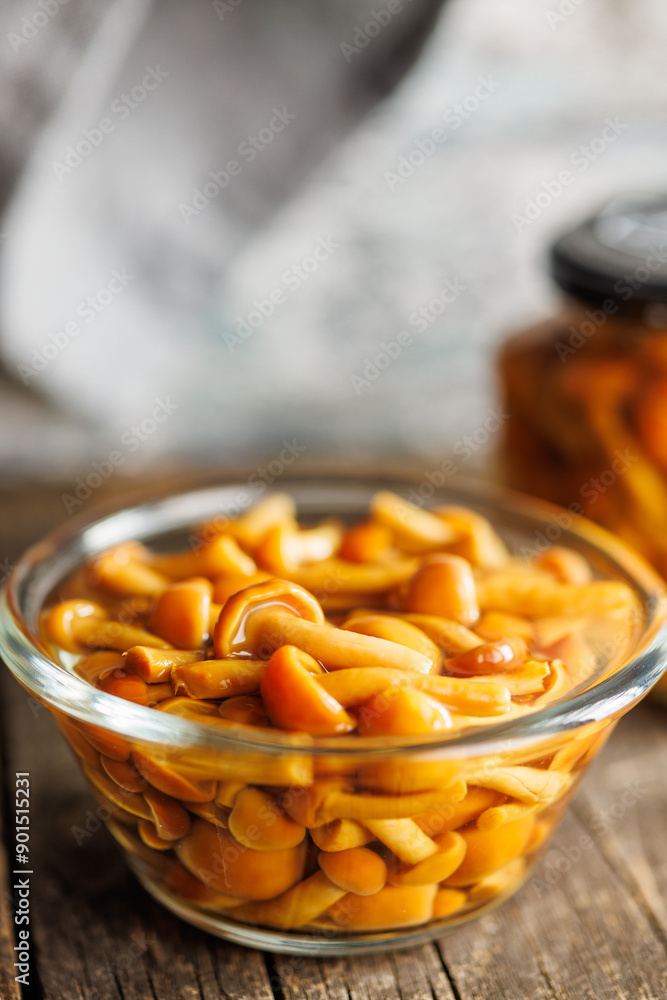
<box><xmin>1</xmin><ymin>479</ymin><xmax>666</xmax><ymax>953</ymax></box>
<box><xmin>499</xmin><ymin>197</ymin><xmax>667</xmax><ymax>703</ymax></box>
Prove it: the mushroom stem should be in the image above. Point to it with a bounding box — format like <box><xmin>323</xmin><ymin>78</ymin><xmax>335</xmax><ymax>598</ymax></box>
<box><xmin>316</xmin><ymin>667</ymin><xmax>512</xmax><ymax>716</ymax></box>
<box><xmin>249</xmin><ymin>609</ymin><xmax>432</xmax><ymax>673</ymax></box>
<box><xmin>232</xmin><ymin>872</ymin><xmax>347</xmax><ymax>930</ymax></box>
<box><xmin>363</xmin><ymin>819</ymin><xmax>438</xmax><ymax>865</ymax></box>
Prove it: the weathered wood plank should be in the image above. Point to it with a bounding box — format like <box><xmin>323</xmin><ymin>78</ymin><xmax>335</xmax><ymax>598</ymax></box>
<box><xmin>273</xmin><ymin>954</ymin><xmax>349</xmax><ymax>1000</ymax></box>
<box><xmin>275</xmin><ymin>945</ymin><xmax>458</xmax><ymax>1000</ymax></box>
<box><xmin>0</xmin><ymin>673</ymin><xmax>276</xmax><ymax>1000</ymax></box>
<box><xmin>572</xmin><ymin>705</ymin><xmax>667</xmax><ymax>943</ymax></box>
<box><xmin>439</xmin><ymin>751</ymin><xmax>667</xmax><ymax>1000</ymax></box>
<box><xmin>321</xmin><ymin>951</ymin><xmax>431</xmax><ymax>1000</ymax></box>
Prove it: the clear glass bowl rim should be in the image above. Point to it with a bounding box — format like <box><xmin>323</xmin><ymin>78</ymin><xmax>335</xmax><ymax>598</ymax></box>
<box><xmin>1</xmin><ymin>476</ymin><xmax>666</xmax><ymax>759</ymax></box>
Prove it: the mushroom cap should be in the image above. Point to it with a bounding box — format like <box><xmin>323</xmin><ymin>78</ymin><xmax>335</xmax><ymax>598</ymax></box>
<box><xmin>44</xmin><ymin>599</ymin><xmax>108</xmax><ymax>653</ymax></box>
<box><xmin>213</xmin><ymin>578</ymin><xmax>324</xmax><ymax>658</ymax></box>
<box><xmin>176</xmin><ymin>818</ymin><xmax>307</xmax><ymax>899</ymax></box>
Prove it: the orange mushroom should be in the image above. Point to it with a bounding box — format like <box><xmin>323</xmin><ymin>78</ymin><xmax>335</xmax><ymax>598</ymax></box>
<box><xmin>339</xmin><ymin>521</ymin><xmax>394</xmax><ymax>563</ymax></box>
<box><xmin>76</xmin><ymin>720</ymin><xmax>131</xmax><ymax>762</ymax></box>
<box><xmin>171</xmin><ymin>659</ymin><xmax>266</xmax><ymax>699</ymax></box>
<box><xmin>433</xmin><ymin>506</ymin><xmax>510</xmax><ymax>569</ymax></box>
<box><xmin>310</xmin><ymin>819</ymin><xmax>375</xmax><ymax>853</ymax></box>
<box><xmin>82</xmin><ymin>762</ymin><xmax>152</xmax><ymax>820</ymax></box>
<box><xmin>432</xmin><ymin>888</ymin><xmax>467</xmax><ymax>919</ymax></box>
<box><xmin>217</xmin><ymin>695</ymin><xmax>269</xmax><ymax>727</ymax></box>
<box><xmin>387</xmin><ymin>830</ymin><xmax>466</xmax><ymax>886</ymax></box>
<box><xmin>132</xmin><ymin>749</ymin><xmax>217</xmax><ymax>803</ymax></box>
<box><xmin>444</xmin><ymin>637</ymin><xmax>527</xmax><ymax>677</ymax></box>
<box><xmin>44</xmin><ymin>599</ymin><xmax>109</xmax><ymax>653</ymax></box>
<box><xmin>405</xmin><ymin>554</ymin><xmax>479</xmax><ymax>626</ymax></box>
<box><xmin>149</xmin><ymin>577</ymin><xmax>212</xmax><ymax>648</ymax></box>
<box><xmin>356</xmin><ymin>686</ymin><xmax>452</xmax><ymax>737</ymax></box>
<box><xmin>228</xmin><ymin>787</ymin><xmax>305</xmax><ymax>850</ymax></box>
<box><xmin>60</xmin><ymin>603</ymin><xmax>171</xmax><ymax>652</ymax></box>
<box><xmin>475</xmin><ymin>611</ymin><xmax>533</xmax><ymax>644</ymax></box>
<box><xmin>316</xmin><ymin>667</ymin><xmax>512</xmax><ymax>716</ymax></box>
<box><xmin>232</xmin><ymin>871</ymin><xmax>347</xmax><ymax>929</ymax></box>
<box><xmin>212</xmin><ymin>570</ymin><xmax>272</xmax><ymax>606</ymax></box>
<box><xmin>318</xmin><ymin>847</ymin><xmax>387</xmax><ymax>895</ymax></box>
<box><xmin>97</xmin><ymin>667</ymin><xmax>150</xmax><ymax>706</ymax></box>
<box><xmin>444</xmin><ymin>814</ymin><xmax>535</xmax><ymax>886</ymax></box>
<box><xmin>74</xmin><ymin>650</ymin><xmax>125</xmax><ymax>684</ymax></box>
<box><xmin>413</xmin><ymin>785</ymin><xmax>501</xmax><ymax>838</ymax></box>
<box><xmin>327</xmin><ymin>883</ymin><xmax>437</xmax><ymax>931</ymax></box>
<box><xmin>260</xmin><ymin>646</ymin><xmax>355</xmax><ymax>735</ymax></box>
<box><xmin>290</xmin><ymin>557</ymin><xmax>419</xmax><ymax>597</ymax></box>
<box><xmin>143</xmin><ymin>786</ymin><xmax>192</xmax><ymax>841</ymax></box>
<box><xmin>186</xmin><ymin>801</ymin><xmax>231</xmax><ymax>829</ymax></box>
<box><xmin>283</xmin><ymin>778</ymin><xmax>465</xmax><ymax>828</ymax></box>
<box><xmin>398</xmin><ymin>614</ymin><xmax>482</xmax><ymax>654</ymax></box>
<box><xmin>163</xmin><ymin>860</ymin><xmax>247</xmax><ymax>911</ymax></box>
<box><xmin>370</xmin><ymin>491</ymin><xmax>457</xmax><ymax>551</ymax></box>
<box><xmin>341</xmin><ymin>614</ymin><xmax>441</xmax><ymax>671</ymax></box>
<box><xmin>215</xmin><ymin>579</ymin><xmax>431</xmax><ymax>673</ymax></box>
<box><xmin>536</xmin><ymin>547</ymin><xmax>592</xmax><ymax>585</ymax></box>
<box><xmin>214</xmin><ymin>578</ymin><xmax>324</xmax><ymax>658</ymax></box>
<box><xmin>151</xmin><ymin>534</ymin><xmax>256</xmax><ymax>580</ymax></box>
<box><xmin>199</xmin><ymin>493</ymin><xmax>297</xmax><ymax>552</ymax></box>
<box><xmin>54</xmin><ymin>713</ymin><xmax>102</xmax><ymax>768</ymax></box>
<box><xmin>139</xmin><ymin>820</ymin><xmax>178</xmax><ymax>851</ymax></box>
<box><xmin>100</xmin><ymin>756</ymin><xmax>146</xmax><ymax>793</ymax></box>
<box><xmin>363</xmin><ymin>818</ymin><xmax>438</xmax><ymax>865</ymax></box>
<box><xmin>106</xmin><ymin>819</ymin><xmax>173</xmax><ymax>875</ymax></box>
<box><xmin>124</xmin><ymin>646</ymin><xmax>200</xmax><ymax>684</ymax></box>
<box><xmin>87</xmin><ymin>544</ymin><xmax>170</xmax><ymax>596</ymax></box>
<box><xmin>175</xmin><ymin>818</ymin><xmax>307</xmax><ymax>900</ymax></box>
<box><xmin>255</xmin><ymin>520</ymin><xmax>343</xmax><ymax>575</ymax></box>
<box><xmin>476</xmin><ymin>573</ymin><xmax>635</xmax><ymax>618</ymax></box>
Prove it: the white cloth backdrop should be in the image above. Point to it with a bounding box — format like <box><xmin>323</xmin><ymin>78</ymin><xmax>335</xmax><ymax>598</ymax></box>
<box><xmin>1</xmin><ymin>0</ymin><xmax>666</xmax><ymax>475</ymax></box>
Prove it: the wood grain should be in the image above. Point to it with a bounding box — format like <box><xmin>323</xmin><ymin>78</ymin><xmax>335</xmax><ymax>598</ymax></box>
<box><xmin>0</xmin><ymin>478</ymin><xmax>667</xmax><ymax>999</ymax></box>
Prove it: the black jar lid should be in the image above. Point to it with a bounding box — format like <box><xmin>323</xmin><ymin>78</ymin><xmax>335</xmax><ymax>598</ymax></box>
<box><xmin>550</xmin><ymin>195</ymin><xmax>667</xmax><ymax>316</ymax></box>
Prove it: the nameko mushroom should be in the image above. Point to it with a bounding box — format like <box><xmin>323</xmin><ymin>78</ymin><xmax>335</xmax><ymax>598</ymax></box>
<box><xmin>213</xmin><ymin>579</ymin><xmax>434</xmax><ymax>673</ymax></box>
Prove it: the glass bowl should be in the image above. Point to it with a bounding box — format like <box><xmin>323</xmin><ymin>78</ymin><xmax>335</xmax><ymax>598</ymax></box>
<box><xmin>1</xmin><ymin>478</ymin><xmax>666</xmax><ymax>955</ymax></box>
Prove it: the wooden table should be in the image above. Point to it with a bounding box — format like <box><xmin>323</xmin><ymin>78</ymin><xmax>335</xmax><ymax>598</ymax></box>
<box><xmin>1</xmin><ymin>477</ymin><xmax>667</xmax><ymax>1000</ymax></box>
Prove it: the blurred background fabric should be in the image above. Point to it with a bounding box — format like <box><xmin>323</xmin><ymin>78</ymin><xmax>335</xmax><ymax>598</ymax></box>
<box><xmin>0</xmin><ymin>0</ymin><xmax>666</xmax><ymax>481</ymax></box>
